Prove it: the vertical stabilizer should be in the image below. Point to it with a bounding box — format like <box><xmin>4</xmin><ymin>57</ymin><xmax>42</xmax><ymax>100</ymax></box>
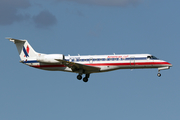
<box><xmin>7</xmin><ymin>38</ymin><xmax>38</xmax><ymax>60</ymax></box>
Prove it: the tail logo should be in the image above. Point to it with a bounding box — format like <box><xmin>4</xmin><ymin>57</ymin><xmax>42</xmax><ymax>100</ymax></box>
<box><xmin>23</xmin><ymin>45</ymin><xmax>29</xmax><ymax>57</ymax></box>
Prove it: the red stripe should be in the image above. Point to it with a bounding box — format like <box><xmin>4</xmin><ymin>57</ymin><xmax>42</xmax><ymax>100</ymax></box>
<box><xmin>24</xmin><ymin>45</ymin><xmax>29</xmax><ymax>57</ymax></box>
<box><xmin>31</xmin><ymin>65</ymin><xmax>65</xmax><ymax>68</ymax></box>
<box><xmin>31</xmin><ymin>62</ymin><xmax>171</xmax><ymax>68</ymax></box>
<box><xmin>85</xmin><ymin>62</ymin><xmax>171</xmax><ymax>66</ymax></box>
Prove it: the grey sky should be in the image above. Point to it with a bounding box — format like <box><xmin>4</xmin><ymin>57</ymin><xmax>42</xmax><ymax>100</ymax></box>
<box><xmin>57</xmin><ymin>0</ymin><xmax>141</xmax><ymax>6</ymax></box>
<box><xmin>0</xmin><ymin>0</ymin><xmax>140</xmax><ymax>27</ymax></box>
<box><xmin>33</xmin><ymin>10</ymin><xmax>57</xmax><ymax>28</ymax></box>
<box><xmin>0</xmin><ymin>0</ymin><xmax>57</xmax><ymax>28</ymax></box>
<box><xmin>0</xmin><ymin>0</ymin><xmax>31</xmax><ymax>25</ymax></box>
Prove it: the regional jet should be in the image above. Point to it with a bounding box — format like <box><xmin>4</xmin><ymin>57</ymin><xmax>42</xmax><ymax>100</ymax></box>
<box><xmin>8</xmin><ymin>38</ymin><xmax>172</xmax><ymax>82</ymax></box>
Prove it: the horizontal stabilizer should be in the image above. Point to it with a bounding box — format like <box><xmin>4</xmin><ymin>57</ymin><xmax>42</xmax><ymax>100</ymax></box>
<box><xmin>6</xmin><ymin>38</ymin><xmax>26</xmax><ymax>43</ymax></box>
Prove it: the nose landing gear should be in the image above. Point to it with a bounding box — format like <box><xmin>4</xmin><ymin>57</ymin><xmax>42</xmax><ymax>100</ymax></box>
<box><xmin>157</xmin><ymin>73</ymin><xmax>161</xmax><ymax>77</ymax></box>
<box><xmin>157</xmin><ymin>66</ymin><xmax>171</xmax><ymax>77</ymax></box>
<box><xmin>157</xmin><ymin>70</ymin><xmax>161</xmax><ymax>77</ymax></box>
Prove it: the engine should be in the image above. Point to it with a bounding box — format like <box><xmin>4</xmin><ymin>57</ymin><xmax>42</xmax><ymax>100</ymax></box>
<box><xmin>37</xmin><ymin>54</ymin><xmax>64</xmax><ymax>63</ymax></box>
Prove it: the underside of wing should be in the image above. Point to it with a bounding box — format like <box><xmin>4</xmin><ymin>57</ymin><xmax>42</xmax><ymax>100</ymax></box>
<box><xmin>55</xmin><ymin>59</ymin><xmax>100</xmax><ymax>73</ymax></box>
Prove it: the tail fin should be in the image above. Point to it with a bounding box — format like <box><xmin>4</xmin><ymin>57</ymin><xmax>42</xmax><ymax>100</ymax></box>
<box><xmin>7</xmin><ymin>38</ymin><xmax>38</xmax><ymax>60</ymax></box>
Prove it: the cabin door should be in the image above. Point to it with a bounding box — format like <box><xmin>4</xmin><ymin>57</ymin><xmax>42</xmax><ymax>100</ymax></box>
<box><xmin>89</xmin><ymin>58</ymin><xmax>93</xmax><ymax>63</ymax></box>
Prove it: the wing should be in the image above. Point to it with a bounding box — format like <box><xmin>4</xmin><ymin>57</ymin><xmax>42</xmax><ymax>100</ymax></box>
<box><xmin>55</xmin><ymin>59</ymin><xmax>100</xmax><ymax>73</ymax></box>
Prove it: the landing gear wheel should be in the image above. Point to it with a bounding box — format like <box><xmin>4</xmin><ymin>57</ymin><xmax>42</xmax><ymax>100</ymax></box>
<box><xmin>77</xmin><ymin>75</ymin><xmax>82</xmax><ymax>80</ymax></box>
<box><xmin>83</xmin><ymin>77</ymin><xmax>88</xmax><ymax>82</ymax></box>
<box><xmin>157</xmin><ymin>73</ymin><xmax>161</xmax><ymax>77</ymax></box>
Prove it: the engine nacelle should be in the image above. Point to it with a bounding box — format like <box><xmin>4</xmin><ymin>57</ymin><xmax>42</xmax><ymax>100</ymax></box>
<box><xmin>37</xmin><ymin>54</ymin><xmax>64</xmax><ymax>63</ymax></box>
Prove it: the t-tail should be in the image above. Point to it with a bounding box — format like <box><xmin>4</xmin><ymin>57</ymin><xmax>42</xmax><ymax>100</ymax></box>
<box><xmin>7</xmin><ymin>38</ymin><xmax>38</xmax><ymax>61</ymax></box>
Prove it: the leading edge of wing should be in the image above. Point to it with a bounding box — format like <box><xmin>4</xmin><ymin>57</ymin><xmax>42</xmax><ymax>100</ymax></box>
<box><xmin>55</xmin><ymin>59</ymin><xmax>100</xmax><ymax>72</ymax></box>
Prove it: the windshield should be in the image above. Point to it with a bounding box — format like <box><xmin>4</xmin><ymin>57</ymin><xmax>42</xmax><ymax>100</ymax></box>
<box><xmin>151</xmin><ymin>56</ymin><xmax>158</xmax><ymax>59</ymax></box>
<box><xmin>147</xmin><ymin>56</ymin><xmax>159</xmax><ymax>60</ymax></box>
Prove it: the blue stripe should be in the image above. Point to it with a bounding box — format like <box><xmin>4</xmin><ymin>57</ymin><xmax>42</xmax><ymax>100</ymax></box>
<box><xmin>125</xmin><ymin>58</ymin><xmax>147</xmax><ymax>60</ymax></box>
<box><xmin>23</xmin><ymin>60</ymin><xmax>38</xmax><ymax>63</ymax></box>
<box><xmin>135</xmin><ymin>58</ymin><xmax>147</xmax><ymax>60</ymax></box>
<box><xmin>66</xmin><ymin>57</ymin><xmax>147</xmax><ymax>62</ymax></box>
<box><xmin>24</xmin><ymin>57</ymin><xmax>147</xmax><ymax>63</ymax></box>
<box><xmin>23</xmin><ymin>46</ymin><xmax>29</xmax><ymax>57</ymax></box>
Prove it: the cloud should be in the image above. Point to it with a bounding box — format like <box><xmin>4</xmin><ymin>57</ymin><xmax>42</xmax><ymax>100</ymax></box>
<box><xmin>33</xmin><ymin>10</ymin><xmax>57</xmax><ymax>28</ymax></box>
<box><xmin>0</xmin><ymin>0</ymin><xmax>31</xmax><ymax>25</ymax></box>
<box><xmin>57</xmin><ymin>0</ymin><xmax>141</xmax><ymax>7</ymax></box>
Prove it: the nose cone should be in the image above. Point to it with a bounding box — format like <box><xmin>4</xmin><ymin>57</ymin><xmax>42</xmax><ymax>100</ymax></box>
<box><xmin>161</xmin><ymin>60</ymin><xmax>172</xmax><ymax>67</ymax></box>
<box><xmin>169</xmin><ymin>63</ymin><xmax>173</xmax><ymax>67</ymax></box>
<box><xmin>167</xmin><ymin>62</ymin><xmax>173</xmax><ymax>67</ymax></box>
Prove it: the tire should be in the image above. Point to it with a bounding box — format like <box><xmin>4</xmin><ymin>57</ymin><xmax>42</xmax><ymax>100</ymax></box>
<box><xmin>77</xmin><ymin>75</ymin><xmax>82</xmax><ymax>80</ymax></box>
<box><xmin>157</xmin><ymin>73</ymin><xmax>161</xmax><ymax>77</ymax></box>
<box><xmin>83</xmin><ymin>77</ymin><xmax>88</xmax><ymax>82</ymax></box>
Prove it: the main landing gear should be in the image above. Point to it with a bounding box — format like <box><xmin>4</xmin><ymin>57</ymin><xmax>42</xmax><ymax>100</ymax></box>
<box><xmin>77</xmin><ymin>74</ymin><xmax>90</xmax><ymax>82</ymax></box>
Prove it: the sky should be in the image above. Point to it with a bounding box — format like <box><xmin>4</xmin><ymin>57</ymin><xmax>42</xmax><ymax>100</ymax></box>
<box><xmin>0</xmin><ymin>0</ymin><xmax>180</xmax><ymax>120</ymax></box>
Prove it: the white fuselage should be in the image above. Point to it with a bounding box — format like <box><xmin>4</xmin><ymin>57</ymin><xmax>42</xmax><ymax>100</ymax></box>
<box><xmin>8</xmin><ymin>38</ymin><xmax>172</xmax><ymax>82</ymax></box>
<box><xmin>24</xmin><ymin>54</ymin><xmax>172</xmax><ymax>74</ymax></box>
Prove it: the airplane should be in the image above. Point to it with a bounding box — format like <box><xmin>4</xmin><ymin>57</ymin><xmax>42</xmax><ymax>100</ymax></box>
<box><xmin>7</xmin><ymin>38</ymin><xmax>172</xmax><ymax>82</ymax></box>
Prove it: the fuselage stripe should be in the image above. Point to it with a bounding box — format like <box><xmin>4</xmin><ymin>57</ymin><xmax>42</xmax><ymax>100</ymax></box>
<box><xmin>30</xmin><ymin>62</ymin><xmax>171</xmax><ymax>68</ymax></box>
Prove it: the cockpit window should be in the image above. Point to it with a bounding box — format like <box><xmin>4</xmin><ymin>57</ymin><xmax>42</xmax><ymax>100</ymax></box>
<box><xmin>147</xmin><ymin>56</ymin><xmax>151</xmax><ymax>59</ymax></box>
<box><xmin>147</xmin><ymin>56</ymin><xmax>159</xmax><ymax>60</ymax></box>
<box><xmin>151</xmin><ymin>56</ymin><xmax>158</xmax><ymax>59</ymax></box>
